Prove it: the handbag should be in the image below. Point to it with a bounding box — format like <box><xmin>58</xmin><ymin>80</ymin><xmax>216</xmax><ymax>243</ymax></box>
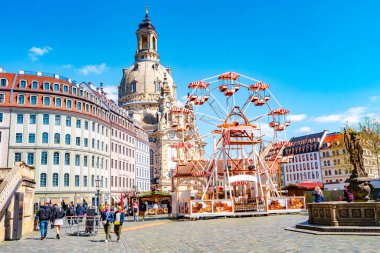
<box><xmin>102</xmin><ymin>220</ymin><xmax>107</xmax><ymax>225</ymax></box>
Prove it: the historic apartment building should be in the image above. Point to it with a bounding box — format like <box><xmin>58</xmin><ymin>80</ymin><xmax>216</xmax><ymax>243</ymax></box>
<box><xmin>118</xmin><ymin>10</ymin><xmax>204</xmax><ymax>191</ymax></box>
<box><xmin>320</xmin><ymin>132</ymin><xmax>379</xmax><ymax>190</ymax></box>
<box><xmin>282</xmin><ymin>131</ymin><xmax>328</xmax><ymax>186</ymax></box>
<box><xmin>0</xmin><ymin>70</ymin><xmax>149</xmax><ymax>206</ymax></box>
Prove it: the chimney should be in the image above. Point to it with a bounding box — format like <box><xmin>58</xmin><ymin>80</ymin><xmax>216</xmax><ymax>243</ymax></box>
<box><xmin>100</xmin><ymin>82</ymin><xmax>104</xmax><ymax>95</ymax></box>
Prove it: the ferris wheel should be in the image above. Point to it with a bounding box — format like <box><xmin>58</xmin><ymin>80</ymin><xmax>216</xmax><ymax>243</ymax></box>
<box><xmin>182</xmin><ymin>71</ymin><xmax>292</xmax><ymax>198</ymax></box>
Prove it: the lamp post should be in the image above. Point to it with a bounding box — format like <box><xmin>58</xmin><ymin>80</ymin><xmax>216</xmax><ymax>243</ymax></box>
<box><xmin>95</xmin><ymin>178</ymin><xmax>102</xmax><ymax>213</ymax></box>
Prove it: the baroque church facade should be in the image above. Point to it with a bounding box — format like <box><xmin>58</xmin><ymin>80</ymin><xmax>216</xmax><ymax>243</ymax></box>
<box><xmin>118</xmin><ymin>10</ymin><xmax>204</xmax><ymax>191</ymax></box>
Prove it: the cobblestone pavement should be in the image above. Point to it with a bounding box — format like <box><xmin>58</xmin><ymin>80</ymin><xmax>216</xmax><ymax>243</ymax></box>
<box><xmin>1</xmin><ymin>214</ymin><xmax>379</xmax><ymax>253</ymax></box>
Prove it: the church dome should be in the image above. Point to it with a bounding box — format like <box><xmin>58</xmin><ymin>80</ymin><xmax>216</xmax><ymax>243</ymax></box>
<box><xmin>118</xmin><ymin>61</ymin><xmax>176</xmax><ymax>106</ymax></box>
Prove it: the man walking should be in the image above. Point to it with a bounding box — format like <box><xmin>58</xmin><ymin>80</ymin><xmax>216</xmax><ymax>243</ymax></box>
<box><xmin>37</xmin><ymin>203</ymin><xmax>52</xmax><ymax>240</ymax></box>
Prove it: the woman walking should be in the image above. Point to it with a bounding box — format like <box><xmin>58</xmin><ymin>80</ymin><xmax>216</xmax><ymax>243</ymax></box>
<box><xmin>101</xmin><ymin>205</ymin><xmax>114</xmax><ymax>242</ymax></box>
<box><xmin>132</xmin><ymin>202</ymin><xmax>139</xmax><ymax>222</ymax></box>
<box><xmin>113</xmin><ymin>206</ymin><xmax>125</xmax><ymax>242</ymax></box>
<box><xmin>51</xmin><ymin>204</ymin><xmax>65</xmax><ymax>239</ymax></box>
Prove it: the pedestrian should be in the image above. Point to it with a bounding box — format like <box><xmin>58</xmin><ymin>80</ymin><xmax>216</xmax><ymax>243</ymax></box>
<box><xmin>139</xmin><ymin>201</ymin><xmax>147</xmax><ymax>221</ymax></box>
<box><xmin>312</xmin><ymin>186</ymin><xmax>325</xmax><ymax>203</ymax></box>
<box><xmin>76</xmin><ymin>203</ymin><xmax>84</xmax><ymax>223</ymax></box>
<box><xmin>133</xmin><ymin>202</ymin><xmax>139</xmax><ymax>222</ymax></box>
<box><xmin>37</xmin><ymin>203</ymin><xmax>51</xmax><ymax>240</ymax></box>
<box><xmin>343</xmin><ymin>185</ymin><xmax>354</xmax><ymax>202</ymax></box>
<box><xmin>48</xmin><ymin>203</ymin><xmax>55</xmax><ymax>229</ymax></box>
<box><xmin>153</xmin><ymin>202</ymin><xmax>158</xmax><ymax>215</ymax></box>
<box><xmin>114</xmin><ymin>206</ymin><xmax>125</xmax><ymax>242</ymax></box>
<box><xmin>51</xmin><ymin>204</ymin><xmax>65</xmax><ymax>239</ymax></box>
<box><xmin>66</xmin><ymin>202</ymin><xmax>76</xmax><ymax>225</ymax></box>
<box><xmin>101</xmin><ymin>205</ymin><xmax>114</xmax><ymax>242</ymax></box>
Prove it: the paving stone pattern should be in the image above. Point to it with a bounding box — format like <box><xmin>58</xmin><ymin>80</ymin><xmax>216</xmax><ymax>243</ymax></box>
<box><xmin>0</xmin><ymin>214</ymin><xmax>379</xmax><ymax>253</ymax></box>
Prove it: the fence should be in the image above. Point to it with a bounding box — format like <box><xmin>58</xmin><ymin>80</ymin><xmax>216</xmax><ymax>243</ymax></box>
<box><xmin>64</xmin><ymin>215</ymin><xmax>101</xmax><ymax>236</ymax></box>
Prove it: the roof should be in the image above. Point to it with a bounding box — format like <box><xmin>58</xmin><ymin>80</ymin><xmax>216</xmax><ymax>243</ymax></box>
<box><xmin>289</xmin><ymin>131</ymin><xmax>326</xmax><ymax>143</ymax></box>
<box><xmin>320</xmin><ymin>132</ymin><xmax>343</xmax><ymax>149</ymax></box>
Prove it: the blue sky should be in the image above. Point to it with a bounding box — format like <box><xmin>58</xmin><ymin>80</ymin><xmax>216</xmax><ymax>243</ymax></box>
<box><xmin>1</xmin><ymin>0</ymin><xmax>380</xmax><ymax>139</ymax></box>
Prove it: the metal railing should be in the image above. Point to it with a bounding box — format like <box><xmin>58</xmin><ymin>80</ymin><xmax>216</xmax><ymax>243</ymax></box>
<box><xmin>63</xmin><ymin>215</ymin><xmax>101</xmax><ymax>236</ymax></box>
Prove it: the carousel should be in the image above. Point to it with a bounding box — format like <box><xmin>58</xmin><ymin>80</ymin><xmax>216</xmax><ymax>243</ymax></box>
<box><xmin>171</xmin><ymin>72</ymin><xmax>306</xmax><ymax>218</ymax></box>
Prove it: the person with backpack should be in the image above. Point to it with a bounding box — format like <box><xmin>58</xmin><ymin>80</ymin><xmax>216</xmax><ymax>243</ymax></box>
<box><xmin>139</xmin><ymin>201</ymin><xmax>147</xmax><ymax>221</ymax></box>
<box><xmin>66</xmin><ymin>202</ymin><xmax>76</xmax><ymax>225</ymax></box>
<box><xmin>51</xmin><ymin>204</ymin><xmax>65</xmax><ymax>239</ymax></box>
<box><xmin>132</xmin><ymin>202</ymin><xmax>139</xmax><ymax>222</ymax></box>
<box><xmin>37</xmin><ymin>203</ymin><xmax>51</xmax><ymax>240</ymax></box>
<box><xmin>113</xmin><ymin>206</ymin><xmax>125</xmax><ymax>242</ymax></box>
<box><xmin>101</xmin><ymin>205</ymin><xmax>114</xmax><ymax>242</ymax></box>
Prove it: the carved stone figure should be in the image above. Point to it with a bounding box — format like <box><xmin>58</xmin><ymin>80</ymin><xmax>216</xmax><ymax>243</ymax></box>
<box><xmin>343</xmin><ymin>128</ymin><xmax>374</xmax><ymax>201</ymax></box>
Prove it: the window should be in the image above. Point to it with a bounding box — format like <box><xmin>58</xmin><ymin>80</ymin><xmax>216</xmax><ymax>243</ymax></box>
<box><xmin>43</xmin><ymin>97</ymin><xmax>50</xmax><ymax>106</ymax></box>
<box><xmin>1</xmin><ymin>78</ymin><xmax>8</xmax><ymax>86</ymax></box>
<box><xmin>43</xmin><ymin>114</ymin><xmax>49</xmax><ymax>124</ymax></box>
<box><xmin>65</xmin><ymin>134</ymin><xmax>71</xmax><ymax>145</ymax></box>
<box><xmin>27</xmin><ymin>153</ymin><xmax>34</xmax><ymax>165</ymax></box>
<box><xmin>42</xmin><ymin>132</ymin><xmax>49</xmax><ymax>143</ymax></box>
<box><xmin>80</xmin><ymin>90</ymin><xmax>83</xmax><ymax>97</ymax></box>
<box><xmin>0</xmin><ymin>112</ymin><xmax>2</xmax><ymax>122</ymax></box>
<box><xmin>77</xmin><ymin>102</ymin><xmax>82</xmax><ymax>111</ymax></box>
<box><xmin>41</xmin><ymin>151</ymin><xmax>48</xmax><ymax>165</ymax></box>
<box><xmin>53</xmin><ymin>173</ymin><xmax>59</xmax><ymax>187</ymax></box>
<box><xmin>53</xmin><ymin>152</ymin><xmax>60</xmax><ymax>165</ymax></box>
<box><xmin>40</xmin><ymin>173</ymin><xmax>47</xmax><ymax>187</ymax></box>
<box><xmin>66</xmin><ymin>116</ymin><xmax>71</xmax><ymax>127</ymax></box>
<box><xmin>64</xmin><ymin>153</ymin><xmax>70</xmax><ymax>165</ymax></box>
<box><xmin>91</xmin><ymin>175</ymin><xmax>94</xmax><ymax>187</ymax></box>
<box><xmin>64</xmin><ymin>173</ymin><xmax>69</xmax><ymax>187</ymax></box>
<box><xmin>131</xmin><ymin>82</ymin><xmax>137</xmax><ymax>93</ymax></box>
<box><xmin>76</xmin><ymin>120</ymin><xmax>81</xmax><ymax>128</ymax></box>
<box><xmin>83</xmin><ymin>176</ymin><xmax>88</xmax><ymax>187</ymax></box>
<box><xmin>72</xmin><ymin>87</ymin><xmax>77</xmax><ymax>95</ymax></box>
<box><xmin>85</xmin><ymin>121</ymin><xmax>88</xmax><ymax>130</ymax></box>
<box><xmin>17</xmin><ymin>114</ymin><xmax>24</xmax><ymax>124</ymax></box>
<box><xmin>0</xmin><ymin>93</ymin><xmax>4</xmax><ymax>103</ymax></box>
<box><xmin>75</xmin><ymin>155</ymin><xmax>80</xmax><ymax>166</ymax></box>
<box><xmin>30</xmin><ymin>114</ymin><xmax>36</xmax><ymax>124</ymax></box>
<box><xmin>76</xmin><ymin>137</ymin><xmax>80</xmax><ymax>146</ymax></box>
<box><xmin>91</xmin><ymin>156</ymin><xmax>95</xmax><ymax>167</ymax></box>
<box><xmin>28</xmin><ymin>133</ymin><xmax>35</xmax><ymax>143</ymax></box>
<box><xmin>30</xmin><ymin>95</ymin><xmax>37</xmax><ymax>105</ymax></box>
<box><xmin>14</xmin><ymin>152</ymin><xmax>22</xmax><ymax>162</ymax></box>
<box><xmin>84</xmin><ymin>138</ymin><xmax>88</xmax><ymax>147</ymax></box>
<box><xmin>16</xmin><ymin>133</ymin><xmax>23</xmax><ymax>143</ymax></box>
<box><xmin>63</xmin><ymin>85</ymin><xmax>68</xmax><ymax>93</ymax></box>
<box><xmin>66</xmin><ymin>99</ymin><xmax>72</xmax><ymax>109</ymax></box>
<box><xmin>18</xmin><ymin>95</ymin><xmax>25</xmax><ymax>104</ymax></box>
<box><xmin>53</xmin><ymin>83</ymin><xmax>60</xmax><ymax>91</ymax></box>
<box><xmin>92</xmin><ymin>139</ymin><xmax>95</xmax><ymax>148</ymax></box>
<box><xmin>43</xmin><ymin>82</ymin><xmax>50</xmax><ymax>90</ymax></box>
<box><xmin>54</xmin><ymin>133</ymin><xmax>60</xmax><ymax>144</ymax></box>
<box><xmin>32</xmin><ymin>81</ymin><xmax>38</xmax><ymax>89</ymax></box>
<box><xmin>75</xmin><ymin>175</ymin><xmax>80</xmax><ymax>187</ymax></box>
<box><xmin>55</xmin><ymin>115</ymin><xmax>61</xmax><ymax>125</ymax></box>
<box><xmin>92</xmin><ymin>122</ymin><xmax>95</xmax><ymax>131</ymax></box>
<box><xmin>20</xmin><ymin>80</ymin><xmax>27</xmax><ymax>88</ymax></box>
<box><xmin>155</xmin><ymin>81</ymin><xmax>160</xmax><ymax>93</ymax></box>
<box><xmin>84</xmin><ymin>156</ymin><xmax>88</xmax><ymax>167</ymax></box>
<box><xmin>55</xmin><ymin>98</ymin><xmax>62</xmax><ymax>107</ymax></box>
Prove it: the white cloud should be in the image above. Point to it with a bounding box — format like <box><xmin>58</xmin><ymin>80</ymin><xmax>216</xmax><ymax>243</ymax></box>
<box><xmin>312</xmin><ymin>106</ymin><xmax>367</xmax><ymax>124</ymax></box>
<box><xmin>296</xmin><ymin>126</ymin><xmax>313</xmax><ymax>133</ymax></box>
<box><xmin>62</xmin><ymin>64</ymin><xmax>73</xmax><ymax>69</ymax></box>
<box><xmin>288</xmin><ymin>114</ymin><xmax>307</xmax><ymax>122</ymax></box>
<box><xmin>28</xmin><ymin>46</ymin><xmax>52</xmax><ymax>61</ymax></box>
<box><xmin>102</xmin><ymin>85</ymin><xmax>118</xmax><ymax>102</ymax></box>
<box><xmin>79</xmin><ymin>63</ymin><xmax>107</xmax><ymax>75</ymax></box>
<box><xmin>176</xmin><ymin>95</ymin><xmax>189</xmax><ymax>108</ymax></box>
<box><xmin>370</xmin><ymin>96</ymin><xmax>378</xmax><ymax>102</ymax></box>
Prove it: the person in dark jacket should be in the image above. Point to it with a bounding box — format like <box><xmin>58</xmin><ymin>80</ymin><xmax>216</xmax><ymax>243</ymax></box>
<box><xmin>343</xmin><ymin>185</ymin><xmax>354</xmax><ymax>202</ymax></box>
<box><xmin>76</xmin><ymin>204</ymin><xmax>84</xmax><ymax>222</ymax></box>
<box><xmin>51</xmin><ymin>204</ymin><xmax>65</xmax><ymax>239</ymax></box>
<box><xmin>101</xmin><ymin>205</ymin><xmax>114</xmax><ymax>242</ymax></box>
<box><xmin>37</xmin><ymin>204</ymin><xmax>51</xmax><ymax>240</ymax></box>
<box><xmin>48</xmin><ymin>203</ymin><xmax>55</xmax><ymax>229</ymax></box>
<box><xmin>312</xmin><ymin>186</ymin><xmax>325</xmax><ymax>203</ymax></box>
<box><xmin>139</xmin><ymin>201</ymin><xmax>147</xmax><ymax>221</ymax></box>
<box><xmin>113</xmin><ymin>206</ymin><xmax>125</xmax><ymax>242</ymax></box>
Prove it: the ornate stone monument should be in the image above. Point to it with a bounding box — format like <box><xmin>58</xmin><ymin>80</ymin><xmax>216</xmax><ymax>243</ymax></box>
<box><xmin>343</xmin><ymin>128</ymin><xmax>374</xmax><ymax>201</ymax></box>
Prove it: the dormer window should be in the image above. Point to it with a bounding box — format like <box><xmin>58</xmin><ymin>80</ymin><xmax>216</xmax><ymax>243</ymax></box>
<box><xmin>131</xmin><ymin>82</ymin><xmax>137</xmax><ymax>93</ymax></box>
<box><xmin>53</xmin><ymin>83</ymin><xmax>60</xmax><ymax>91</ymax></box>
<box><xmin>43</xmin><ymin>82</ymin><xmax>50</xmax><ymax>90</ymax></box>
<box><xmin>0</xmin><ymin>78</ymin><xmax>7</xmax><ymax>87</ymax></box>
<box><xmin>20</xmin><ymin>80</ymin><xmax>27</xmax><ymax>88</ymax></box>
<box><xmin>31</xmin><ymin>81</ymin><xmax>38</xmax><ymax>89</ymax></box>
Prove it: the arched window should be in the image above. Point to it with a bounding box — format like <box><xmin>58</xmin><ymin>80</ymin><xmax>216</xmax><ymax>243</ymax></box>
<box><xmin>131</xmin><ymin>82</ymin><xmax>136</xmax><ymax>93</ymax></box>
<box><xmin>65</xmin><ymin>134</ymin><xmax>71</xmax><ymax>145</ymax></box>
<box><xmin>42</xmin><ymin>132</ymin><xmax>49</xmax><ymax>143</ymax></box>
<box><xmin>66</xmin><ymin>116</ymin><xmax>71</xmax><ymax>127</ymax></box>
<box><xmin>64</xmin><ymin>173</ymin><xmax>70</xmax><ymax>187</ymax></box>
<box><xmin>339</xmin><ymin>169</ymin><xmax>342</xmax><ymax>175</ymax></box>
<box><xmin>52</xmin><ymin>173</ymin><xmax>59</xmax><ymax>187</ymax></box>
<box><xmin>54</xmin><ymin>133</ymin><xmax>60</xmax><ymax>144</ymax></box>
<box><xmin>155</xmin><ymin>81</ymin><xmax>160</xmax><ymax>93</ymax></box>
<box><xmin>141</xmin><ymin>35</ymin><xmax>148</xmax><ymax>49</ymax></box>
<box><xmin>40</xmin><ymin>173</ymin><xmax>47</xmax><ymax>187</ymax></box>
<box><xmin>53</xmin><ymin>152</ymin><xmax>60</xmax><ymax>165</ymax></box>
<box><xmin>327</xmin><ymin>160</ymin><xmax>331</xmax><ymax>166</ymax></box>
<box><xmin>328</xmin><ymin>170</ymin><xmax>332</xmax><ymax>176</ymax></box>
<box><xmin>152</xmin><ymin>36</ymin><xmax>156</xmax><ymax>50</ymax></box>
<box><xmin>65</xmin><ymin>153</ymin><xmax>70</xmax><ymax>165</ymax></box>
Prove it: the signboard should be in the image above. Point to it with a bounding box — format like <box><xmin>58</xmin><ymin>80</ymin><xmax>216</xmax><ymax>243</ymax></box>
<box><xmin>267</xmin><ymin>197</ymin><xmax>306</xmax><ymax>213</ymax></box>
<box><xmin>190</xmin><ymin>199</ymin><xmax>234</xmax><ymax>216</ymax></box>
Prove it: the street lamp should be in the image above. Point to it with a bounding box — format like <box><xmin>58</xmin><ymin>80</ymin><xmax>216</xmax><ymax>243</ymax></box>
<box><xmin>95</xmin><ymin>178</ymin><xmax>102</xmax><ymax>212</ymax></box>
